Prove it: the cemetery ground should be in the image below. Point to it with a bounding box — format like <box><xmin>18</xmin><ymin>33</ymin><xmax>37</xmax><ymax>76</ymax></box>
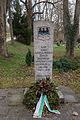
<box><xmin>0</xmin><ymin>41</ymin><xmax>80</xmax><ymax>93</ymax></box>
<box><xmin>0</xmin><ymin>41</ymin><xmax>80</xmax><ymax>120</ymax></box>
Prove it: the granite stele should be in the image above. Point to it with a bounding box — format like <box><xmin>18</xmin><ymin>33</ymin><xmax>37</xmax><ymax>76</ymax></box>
<box><xmin>34</xmin><ymin>21</ymin><xmax>53</xmax><ymax>81</ymax></box>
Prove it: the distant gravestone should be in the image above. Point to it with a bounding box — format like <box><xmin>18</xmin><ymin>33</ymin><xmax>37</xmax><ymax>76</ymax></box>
<box><xmin>34</xmin><ymin>21</ymin><xmax>53</xmax><ymax>81</ymax></box>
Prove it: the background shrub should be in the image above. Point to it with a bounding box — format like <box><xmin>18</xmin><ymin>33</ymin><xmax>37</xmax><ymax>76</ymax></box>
<box><xmin>26</xmin><ymin>49</ymin><xmax>32</xmax><ymax>66</ymax></box>
<box><xmin>53</xmin><ymin>57</ymin><xmax>79</xmax><ymax>72</ymax></box>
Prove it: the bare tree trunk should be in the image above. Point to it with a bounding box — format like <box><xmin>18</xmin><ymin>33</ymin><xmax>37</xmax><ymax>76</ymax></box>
<box><xmin>0</xmin><ymin>0</ymin><xmax>7</xmax><ymax>56</ymax></box>
<box><xmin>0</xmin><ymin>0</ymin><xmax>12</xmax><ymax>57</ymax></box>
<box><xmin>3</xmin><ymin>0</ymin><xmax>9</xmax><ymax>57</ymax></box>
<box><xmin>63</xmin><ymin>0</ymin><xmax>80</xmax><ymax>58</ymax></box>
<box><xmin>74</xmin><ymin>0</ymin><xmax>80</xmax><ymax>42</ymax></box>
<box><xmin>9</xmin><ymin>2</ymin><xmax>14</xmax><ymax>44</ymax></box>
<box><xmin>27</xmin><ymin>0</ymin><xmax>32</xmax><ymax>29</ymax></box>
<box><xmin>25</xmin><ymin>0</ymin><xmax>33</xmax><ymax>43</ymax></box>
<box><xmin>0</xmin><ymin>2</ymin><xmax>4</xmax><ymax>55</ymax></box>
<box><xmin>63</xmin><ymin>0</ymin><xmax>71</xmax><ymax>57</ymax></box>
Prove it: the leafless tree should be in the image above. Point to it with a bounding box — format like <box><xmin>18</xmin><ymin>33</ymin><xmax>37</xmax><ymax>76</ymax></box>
<box><xmin>0</xmin><ymin>0</ymin><xmax>9</xmax><ymax>56</ymax></box>
<box><xmin>8</xmin><ymin>0</ymin><xmax>14</xmax><ymax>44</ymax></box>
<box><xmin>63</xmin><ymin>0</ymin><xmax>80</xmax><ymax>57</ymax></box>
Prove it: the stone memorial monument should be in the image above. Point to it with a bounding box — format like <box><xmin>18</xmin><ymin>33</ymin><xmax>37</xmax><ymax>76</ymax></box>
<box><xmin>33</xmin><ymin>21</ymin><xmax>60</xmax><ymax>118</ymax></box>
<box><xmin>34</xmin><ymin>21</ymin><xmax>54</xmax><ymax>81</ymax></box>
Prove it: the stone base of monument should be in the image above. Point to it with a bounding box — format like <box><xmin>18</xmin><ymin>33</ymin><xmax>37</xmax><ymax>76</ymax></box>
<box><xmin>56</xmin><ymin>86</ymin><xmax>78</xmax><ymax>103</ymax></box>
<box><xmin>7</xmin><ymin>92</ymin><xmax>24</xmax><ymax>106</ymax></box>
<box><xmin>56</xmin><ymin>90</ymin><xmax>64</xmax><ymax>103</ymax></box>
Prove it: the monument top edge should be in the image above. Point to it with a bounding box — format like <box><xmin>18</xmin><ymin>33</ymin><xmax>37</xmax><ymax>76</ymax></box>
<box><xmin>33</xmin><ymin>20</ymin><xmax>54</xmax><ymax>27</ymax></box>
<box><xmin>34</xmin><ymin>20</ymin><xmax>54</xmax><ymax>24</ymax></box>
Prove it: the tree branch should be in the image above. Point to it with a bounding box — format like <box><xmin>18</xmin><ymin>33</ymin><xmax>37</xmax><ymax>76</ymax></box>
<box><xmin>32</xmin><ymin>2</ymin><xmax>47</xmax><ymax>17</ymax></box>
<box><xmin>20</xmin><ymin>0</ymin><xmax>25</xmax><ymax>5</ymax></box>
<box><xmin>32</xmin><ymin>0</ymin><xmax>62</xmax><ymax>10</ymax></box>
<box><xmin>32</xmin><ymin>11</ymin><xmax>44</xmax><ymax>17</ymax></box>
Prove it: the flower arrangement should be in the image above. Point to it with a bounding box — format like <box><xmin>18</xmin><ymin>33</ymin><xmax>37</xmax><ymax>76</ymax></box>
<box><xmin>36</xmin><ymin>77</ymin><xmax>52</xmax><ymax>98</ymax></box>
<box><xmin>23</xmin><ymin>77</ymin><xmax>60</xmax><ymax>110</ymax></box>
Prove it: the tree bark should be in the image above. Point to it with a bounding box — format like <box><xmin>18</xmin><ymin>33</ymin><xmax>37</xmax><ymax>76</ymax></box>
<box><xmin>63</xmin><ymin>0</ymin><xmax>71</xmax><ymax>57</ymax></box>
<box><xmin>63</xmin><ymin>0</ymin><xmax>80</xmax><ymax>58</ymax></box>
<box><xmin>27</xmin><ymin>0</ymin><xmax>32</xmax><ymax>29</ymax></box>
<box><xmin>3</xmin><ymin>0</ymin><xmax>9</xmax><ymax>57</ymax></box>
<box><xmin>0</xmin><ymin>1</ymin><xmax>5</xmax><ymax>55</ymax></box>
<box><xmin>74</xmin><ymin>0</ymin><xmax>80</xmax><ymax>41</ymax></box>
<box><xmin>9</xmin><ymin>1</ymin><xmax>14</xmax><ymax>44</ymax></box>
<box><xmin>0</xmin><ymin>0</ymin><xmax>12</xmax><ymax>57</ymax></box>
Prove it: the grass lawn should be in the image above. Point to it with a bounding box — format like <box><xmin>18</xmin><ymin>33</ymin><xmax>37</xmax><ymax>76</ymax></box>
<box><xmin>54</xmin><ymin>44</ymin><xmax>80</xmax><ymax>59</ymax></box>
<box><xmin>0</xmin><ymin>42</ymin><xmax>27</xmax><ymax>77</ymax></box>
<box><xmin>0</xmin><ymin>41</ymin><xmax>80</xmax><ymax>93</ymax></box>
<box><xmin>0</xmin><ymin>42</ymin><xmax>34</xmax><ymax>88</ymax></box>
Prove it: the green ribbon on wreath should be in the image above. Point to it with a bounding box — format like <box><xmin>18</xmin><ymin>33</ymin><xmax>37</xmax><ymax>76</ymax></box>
<box><xmin>33</xmin><ymin>93</ymin><xmax>60</xmax><ymax>118</ymax></box>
